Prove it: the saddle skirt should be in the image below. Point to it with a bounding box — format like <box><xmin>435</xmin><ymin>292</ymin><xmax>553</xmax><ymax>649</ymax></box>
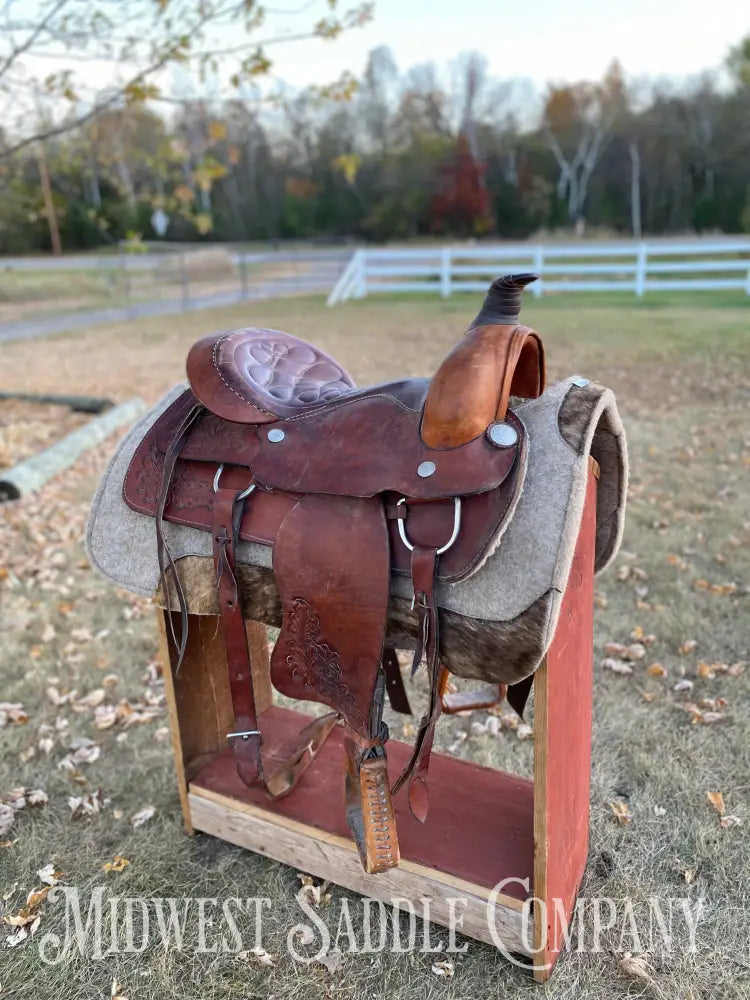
<box><xmin>88</xmin><ymin>373</ymin><xmax>627</xmax><ymax>685</ymax></box>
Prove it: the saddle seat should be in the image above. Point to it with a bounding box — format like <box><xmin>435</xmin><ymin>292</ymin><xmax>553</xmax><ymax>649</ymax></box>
<box><xmin>186</xmin><ymin>327</ymin><xmax>433</xmax><ymax>425</ymax></box>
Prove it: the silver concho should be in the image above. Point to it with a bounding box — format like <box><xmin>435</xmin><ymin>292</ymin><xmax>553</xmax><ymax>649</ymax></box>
<box><xmin>486</xmin><ymin>422</ymin><xmax>518</xmax><ymax>448</ymax></box>
<box><xmin>267</xmin><ymin>428</ymin><xmax>285</xmax><ymax>443</ymax></box>
<box><xmin>417</xmin><ymin>461</ymin><xmax>436</xmax><ymax>478</ymax></box>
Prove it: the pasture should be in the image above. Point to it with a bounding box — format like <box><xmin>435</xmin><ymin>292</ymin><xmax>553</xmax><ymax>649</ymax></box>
<box><xmin>0</xmin><ymin>292</ymin><xmax>748</xmax><ymax>999</ymax></box>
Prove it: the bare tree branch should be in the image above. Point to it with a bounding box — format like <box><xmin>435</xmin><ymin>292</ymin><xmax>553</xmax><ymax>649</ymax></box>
<box><xmin>0</xmin><ymin>0</ymin><xmax>70</xmax><ymax>81</ymax></box>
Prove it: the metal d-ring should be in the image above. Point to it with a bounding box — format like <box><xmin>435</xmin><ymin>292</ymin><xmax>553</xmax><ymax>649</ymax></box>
<box><xmin>396</xmin><ymin>496</ymin><xmax>462</xmax><ymax>555</ymax></box>
<box><xmin>213</xmin><ymin>463</ymin><xmax>256</xmax><ymax>501</ymax></box>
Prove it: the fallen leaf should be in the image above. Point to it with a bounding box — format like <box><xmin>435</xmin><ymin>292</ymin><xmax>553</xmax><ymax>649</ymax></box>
<box><xmin>698</xmin><ymin>697</ymin><xmax>729</xmax><ymax>711</ymax></box>
<box><xmin>432</xmin><ymin>959</ymin><xmax>455</xmax><ymax>977</ymax></box>
<box><xmin>102</xmin><ymin>855</ymin><xmax>130</xmax><ymax>873</ymax></box>
<box><xmin>68</xmin><ymin>790</ymin><xmax>104</xmax><ymax>819</ymax></box>
<box><xmin>296</xmin><ymin>874</ymin><xmax>330</xmax><ymax>908</ymax></box>
<box><xmin>516</xmin><ymin>723</ymin><xmax>533</xmax><ymax>741</ymax></box>
<box><xmin>93</xmin><ymin>705</ymin><xmax>118</xmax><ymax>730</ymax></box>
<box><xmin>602</xmin><ymin>658</ymin><xmax>633</xmax><ymax>675</ymax></box>
<box><xmin>37</xmin><ymin>864</ymin><xmax>63</xmax><ymax>887</ymax></box>
<box><xmin>238</xmin><ymin>946</ymin><xmax>277</xmax><ymax>967</ymax></box>
<box><xmin>73</xmin><ymin>689</ymin><xmax>106</xmax><ymax>712</ymax></box>
<box><xmin>111</xmin><ymin>977</ymin><xmax>128</xmax><ymax>1000</ymax></box>
<box><xmin>27</xmin><ymin>789</ymin><xmax>48</xmax><ymax>807</ymax></box>
<box><xmin>679</xmin><ymin>639</ymin><xmax>698</xmax><ymax>655</ymax></box>
<box><xmin>673</xmin><ymin>679</ymin><xmax>694</xmax><ymax>693</ymax></box>
<box><xmin>678</xmin><ymin>703</ymin><xmax>727</xmax><ymax>725</ymax></box>
<box><xmin>653</xmin><ymin>805</ymin><xmax>666</xmax><ymax>817</ymax></box>
<box><xmin>46</xmin><ymin>687</ymin><xmax>76</xmax><ymax>707</ymax></box>
<box><xmin>0</xmin><ymin>805</ymin><xmax>14</xmax><ymax>837</ymax></box>
<box><xmin>5</xmin><ymin>925</ymin><xmax>30</xmax><ymax>947</ymax></box>
<box><xmin>603</xmin><ymin>642</ymin><xmax>628</xmax><ymax>657</ymax></box>
<box><xmin>318</xmin><ymin>948</ymin><xmax>343</xmax><ymax>974</ymax></box>
<box><xmin>608</xmin><ymin>800</ymin><xmax>633</xmax><ymax>825</ymax></box>
<box><xmin>70</xmin><ymin>742</ymin><xmax>100</xmax><ymax>766</ymax></box>
<box><xmin>619</xmin><ymin>952</ymin><xmax>654</xmax><ymax>982</ymax></box>
<box><xmin>720</xmin><ymin>815</ymin><xmax>743</xmax><ymax>829</ymax></box>
<box><xmin>485</xmin><ymin>716</ymin><xmax>499</xmax><ymax>737</ymax></box>
<box><xmin>0</xmin><ymin>703</ymin><xmax>28</xmax><ymax>727</ymax></box>
<box><xmin>646</xmin><ymin>663</ymin><xmax>667</xmax><ymax>677</ymax></box>
<box><xmin>706</xmin><ymin>791</ymin><xmax>725</xmax><ymax>816</ymax></box>
<box><xmin>131</xmin><ymin>806</ymin><xmax>156</xmax><ymax>828</ymax></box>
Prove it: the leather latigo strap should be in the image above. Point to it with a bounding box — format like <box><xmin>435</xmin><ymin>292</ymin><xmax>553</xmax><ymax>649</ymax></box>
<box><xmin>263</xmin><ymin>711</ymin><xmax>340</xmax><ymax>798</ymax></box>
<box><xmin>212</xmin><ymin>486</ymin><xmax>264</xmax><ymax>786</ymax></box>
<box><xmin>382</xmin><ymin>649</ymin><xmax>411</xmax><ymax>715</ymax></box>
<box><xmin>211</xmin><ymin>486</ymin><xmax>342</xmax><ymax>796</ymax></box>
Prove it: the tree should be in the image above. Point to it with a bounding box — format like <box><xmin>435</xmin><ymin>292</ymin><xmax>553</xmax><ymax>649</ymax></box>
<box><xmin>727</xmin><ymin>35</ymin><xmax>750</xmax><ymax>88</ymax></box>
<box><xmin>433</xmin><ymin>134</ymin><xmax>491</xmax><ymax>236</ymax></box>
<box><xmin>0</xmin><ymin>0</ymin><xmax>373</xmax><ymax>159</ymax></box>
<box><xmin>542</xmin><ymin>61</ymin><xmax>627</xmax><ymax>230</ymax></box>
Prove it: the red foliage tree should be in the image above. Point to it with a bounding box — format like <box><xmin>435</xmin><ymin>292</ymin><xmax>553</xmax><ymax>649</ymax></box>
<box><xmin>432</xmin><ymin>134</ymin><xmax>492</xmax><ymax>235</ymax></box>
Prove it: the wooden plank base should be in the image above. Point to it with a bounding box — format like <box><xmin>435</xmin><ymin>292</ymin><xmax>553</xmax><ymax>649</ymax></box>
<box><xmin>189</xmin><ymin>705</ymin><xmax>535</xmax><ymax>955</ymax></box>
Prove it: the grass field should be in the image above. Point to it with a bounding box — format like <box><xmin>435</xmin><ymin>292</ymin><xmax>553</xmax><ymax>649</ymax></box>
<box><xmin>0</xmin><ymin>292</ymin><xmax>748</xmax><ymax>999</ymax></box>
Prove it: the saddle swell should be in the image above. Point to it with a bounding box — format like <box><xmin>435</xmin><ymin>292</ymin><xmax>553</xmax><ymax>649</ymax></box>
<box><xmin>124</xmin><ymin>273</ymin><xmax>543</xmax><ymax>876</ymax></box>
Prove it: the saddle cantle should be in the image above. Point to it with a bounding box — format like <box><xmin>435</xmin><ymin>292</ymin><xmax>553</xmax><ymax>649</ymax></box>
<box><xmin>89</xmin><ymin>273</ymin><xmax>626</xmax><ymax>876</ymax></box>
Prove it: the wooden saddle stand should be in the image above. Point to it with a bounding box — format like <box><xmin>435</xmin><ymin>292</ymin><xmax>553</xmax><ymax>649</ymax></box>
<box><xmin>92</xmin><ymin>274</ymin><xmax>627</xmax><ymax>980</ymax></box>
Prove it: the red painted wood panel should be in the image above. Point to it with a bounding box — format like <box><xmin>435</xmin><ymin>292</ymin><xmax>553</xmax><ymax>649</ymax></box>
<box><xmin>537</xmin><ymin>467</ymin><xmax>596</xmax><ymax>970</ymax></box>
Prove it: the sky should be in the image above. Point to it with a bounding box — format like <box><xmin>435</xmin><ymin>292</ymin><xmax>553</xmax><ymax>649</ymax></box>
<box><xmin>8</xmin><ymin>0</ymin><xmax>749</xmax><ymax>130</ymax></box>
<box><xmin>257</xmin><ymin>0</ymin><xmax>749</xmax><ymax>90</ymax></box>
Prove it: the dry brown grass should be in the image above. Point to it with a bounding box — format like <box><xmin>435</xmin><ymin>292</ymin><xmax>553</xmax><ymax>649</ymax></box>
<box><xmin>0</xmin><ymin>292</ymin><xmax>749</xmax><ymax>999</ymax></box>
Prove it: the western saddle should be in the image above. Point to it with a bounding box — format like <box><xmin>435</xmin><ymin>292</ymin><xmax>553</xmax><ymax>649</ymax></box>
<box><xmin>123</xmin><ymin>273</ymin><xmax>545</xmax><ymax>874</ymax></box>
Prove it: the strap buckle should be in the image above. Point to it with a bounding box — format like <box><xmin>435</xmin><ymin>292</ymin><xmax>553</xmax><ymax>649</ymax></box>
<box><xmin>213</xmin><ymin>463</ymin><xmax>255</xmax><ymax>500</ymax></box>
<box><xmin>396</xmin><ymin>496</ymin><xmax>462</xmax><ymax>555</ymax></box>
<box><xmin>226</xmin><ymin>729</ymin><xmax>260</xmax><ymax>742</ymax></box>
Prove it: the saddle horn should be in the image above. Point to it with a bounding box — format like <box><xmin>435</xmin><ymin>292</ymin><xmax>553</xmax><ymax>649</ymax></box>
<box><xmin>421</xmin><ymin>273</ymin><xmax>545</xmax><ymax>449</ymax></box>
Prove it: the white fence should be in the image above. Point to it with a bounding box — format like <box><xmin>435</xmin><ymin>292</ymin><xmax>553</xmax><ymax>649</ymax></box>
<box><xmin>326</xmin><ymin>241</ymin><xmax>750</xmax><ymax>305</ymax></box>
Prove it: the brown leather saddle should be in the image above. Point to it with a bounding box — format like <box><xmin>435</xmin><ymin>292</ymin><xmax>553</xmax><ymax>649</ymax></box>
<box><xmin>123</xmin><ymin>273</ymin><xmax>545</xmax><ymax>874</ymax></box>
